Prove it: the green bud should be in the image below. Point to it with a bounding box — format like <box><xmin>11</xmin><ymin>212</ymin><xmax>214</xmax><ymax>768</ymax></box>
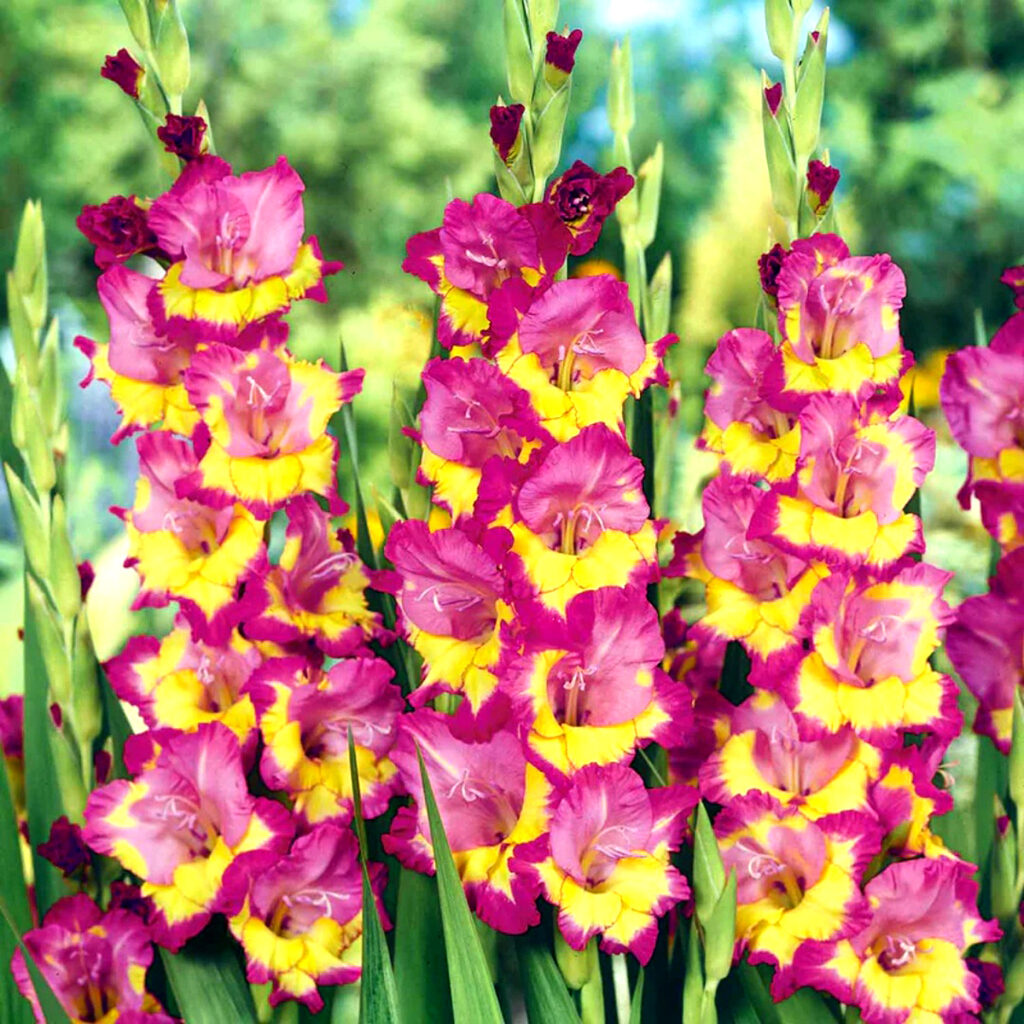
<box><xmin>608</xmin><ymin>40</ymin><xmax>635</xmax><ymax>139</ymax></box>
<box><xmin>702</xmin><ymin>870</ymin><xmax>738</xmax><ymax>983</ymax></box>
<box><xmin>118</xmin><ymin>0</ymin><xmax>152</xmax><ymax>50</ymax></box>
<box><xmin>4</xmin><ymin>465</ymin><xmax>50</xmax><ymax>579</ymax></box>
<box><xmin>6</xmin><ymin>277</ymin><xmax>39</xmax><ymax>385</ymax></box>
<box><xmin>194</xmin><ymin>98</ymin><xmax>216</xmax><ymax>155</ymax></box>
<box><xmin>792</xmin><ymin>8</ymin><xmax>828</xmax><ymax>160</ymax></box>
<box><xmin>503</xmin><ymin>0</ymin><xmax>534</xmax><ymax>104</ymax></box>
<box><xmin>12</xmin><ymin>363</ymin><xmax>56</xmax><ymax>495</ymax></box>
<box><xmin>765</xmin><ymin>0</ymin><xmax>795</xmax><ymax>62</ymax></box>
<box><xmin>51</xmin><ymin>727</ymin><xmax>87</xmax><ymax>822</ymax></box>
<box><xmin>38</xmin><ymin>318</ymin><xmax>63</xmax><ymax>439</ymax></box>
<box><xmin>372</xmin><ymin>487</ymin><xmax>404</xmax><ymax>543</ymax></box>
<box><xmin>554</xmin><ymin>931</ymin><xmax>595</xmax><ymax>990</ymax></box>
<box><xmin>761</xmin><ymin>71</ymin><xmax>797</xmax><ymax>221</ymax></box>
<box><xmin>388</xmin><ymin>386</ymin><xmax>419</xmax><ymax>491</ymax></box>
<box><xmin>12</xmin><ymin>201</ymin><xmax>47</xmax><ymax>334</ymax></box>
<box><xmin>1011</xmin><ymin>690</ymin><xmax>1024</xmax><ymax>812</ymax></box>
<box><xmin>791</xmin><ymin>0</ymin><xmax>814</xmax><ymax>17</ymax></box>
<box><xmin>530</xmin><ymin>86</ymin><xmax>570</xmax><ymax>191</ymax></box>
<box><xmin>635</xmin><ymin>143</ymin><xmax>664</xmax><ymax>250</ymax></box>
<box><xmin>493</xmin><ymin>152</ymin><xmax>530</xmax><ymax>205</ymax></box>
<box><xmin>151</xmin><ymin>0</ymin><xmax>190</xmax><ymax>102</ymax></box>
<box><xmin>693</xmin><ymin>802</ymin><xmax>726</xmax><ymax>922</ymax></box>
<box><xmin>647</xmin><ymin>252</ymin><xmax>672</xmax><ymax>341</ymax></box>
<box><xmin>71</xmin><ymin>608</ymin><xmax>103</xmax><ymax>762</ymax></box>
<box><xmin>991</xmin><ymin>798</ymin><xmax>1018</xmax><ymax>923</ymax></box>
<box><xmin>49</xmin><ymin>495</ymin><xmax>81</xmax><ymax>620</ymax></box>
<box><xmin>527</xmin><ymin>0</ymin><xmax>559</xmax><ymax>54</ymax></box>
<box><xmin>681</xmin><ymin>916</ymin><xmax>708</xmax><ymax>1024</ymax></box>
<box><xmin>26</xmin><ymin>574</ymin><xmax>71</xmax><ymax>707</ymax></box>
<box><xmin>1003</xmin><ymin>945</ymin><xmax>1024</xmax><ymax>1012</ymax></box>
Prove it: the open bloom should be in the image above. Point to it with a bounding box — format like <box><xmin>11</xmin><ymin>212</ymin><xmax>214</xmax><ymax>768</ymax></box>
<box><xmin>513</xmin><ymin>762</ymin><xmax>694</xmax><ymax>963</ymax></box>
<box><xmin>147</xmin><ymin>155</ymin><xmax>339</xmax><ymax>340</ymax></box>
<box><xmin>122</xmin><ymin>431</ymin><xmax>266</xmax><ymax>643</ymax></box>
<box><xmin>545</xmin><ymin>161</ymin><xmax>634</xmax><ymax>256</ymax></box>
<box><xmin>402</xmin><ymin>193</ymin><xmax>567</xmax><ymax>350</ymax></box>
<box><xmin>245</xmin><ymin>496</ymin><xmax>380</xmax><ymax>655</ymax></box>
<box><xmin>225</xmin><ymin>824</ymin><xmax>377</xmax><ymax>1011</ymax></box>
<box><xmin>771</xmin><ymin>234</ymin><xmax>908</xmax><ymax>406</ymax></box>
<box><xmin>715</xmin><ymin>794</ymin><xmax>879</xmax><ymax>995</ymax></box>
<box><xmin>384</xmin><ymin>708</ymin><xmax>552</xmax><ymax>934</ymax></box>
<box><xmin>508</xmin><ymin>586</ymin><xmax>688</xmax><ymax>777</ymax></box>
<box><xmin>248</xmin><ymin>656</ymin><xmax>403</xmax><ymax>827</ymax></box>
<box><xmin>765</xmin><ymin>562</ymin><xmax>960</xmax><ymax>746</ymax></box>
<box><xmin>77</xmin><ymin>194</ymin><xmax>157</xmax><ymax>269</ymax></box>
<box><xmin>12</xmin><ymin>895</ymin><xmax>173</xmax><ymax>1024</ymax></box>
<box><xmin>181</xmin><ymin>344</ymin><xmax>362</xmax><ymax>518</ymax></box>
<box><xmin>792</xmin><ymin>857</ymin><xmax>1000</xmax><ymax>1022</ymax></box>
<box><xmin>82</xmin><ymin>723</ymin><xmax>292</xmax><ymax>948</ymax></box>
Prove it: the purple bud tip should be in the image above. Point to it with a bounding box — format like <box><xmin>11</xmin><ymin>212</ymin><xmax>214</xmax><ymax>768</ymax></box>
<box><xmin>806</xmin><ymin>159</ymin><xmax>841</xmax><ymax>214</ymax></box>
<box><xmin>94</xmin><ymin>748</ymin><xmax>112</xmax><ymax>785</ymax></box>
<box><xmin>37</xmin><ymin>816</ymin><xmax>90</xmax><ymax>877</ymax></box>
<box><xmin>77</xmin><ymin>561</ymin><xmax>95</xmax><ymax>601</ymax></box>
<box><xmin>758</xmin><ymin>243</ymin><xmax>788</xmax><ymax>300</ymax></box>
<box><xmin>100</xmin><ymin>48</ymin><xmax>144</xmax><ymax>100</ymax></box>
<box><xmin>49</xmin><ymin>703</ymin><xmax>62</xmax><ymax>729</ymax></box>
<box><xmin>489</xmin><ymin>103</ymin><xmax>525</xmax><ymax>163</ymax></box>
<box><xmin>545</xmin><ymin>28</ymin><xmax>584</xmax><ymax>74</ymax></box>
<box><xmin>764</xmin><ymin>82</ymin><xmax>783</xmax><ymax>117</ymax></box>
<box><xmin>811</xmin><ymin>30</ymin><xmax>821</xmax><ymax>43</ymax></box>
<box><xmin>157</xmin><ymin>114</ymin><xmax>207</xmax><ymax>161</ymax></box>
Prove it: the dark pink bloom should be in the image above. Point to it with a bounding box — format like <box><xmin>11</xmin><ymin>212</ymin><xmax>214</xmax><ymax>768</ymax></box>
<box><xmin>545</xmin><ymin>162</ymin><xmax>633</xmax><ymax>255</ymax></box>
<box><xmin>384</xmin><ymin>708</ymin><xmax>549</xmax><ymax>934</ymax></box>
<box><xmin>37</xmin><ymin>815</ymin><xmax>90</xmax><ymax>877</ymax></box>
<box><xmin>100</xmin><ymin>48</ymin><xmax>144</xmax><ymax>99</ymax></box>
<box><xmin>418</xmin><ymin>357</ymin><xmax>546</xmax><ymax>468</ymax></box>
<box><xmin>758</xmin><ymin>243</ymin><xmax>787</xmax><ymax>300</ymax></box>
<box><xmin>1000</xmin><ymin>264</ymin><xmax>1024</xmax><ymax>310</ymax></box>
<box><xmin>157</xmin><ymin>114</ymin><xmax>207</xmax><ymax>160</ymax></box>
<box><xmin>544</xmin><ymin>28</ymin><xmax>583</xmax><ymax>75</ymax></box>
<box><xmin>0</xmin><ymin>694</ymin><xmax>23</xmax><ymax>759</ymax></box>
<box><xmin>806</xmin><ymin>160</ymin><xmax>840</xmax><ymax>215</ymax></box>
<box><xmin>946</xmin><ymin>550</ymin><xmax>1024</xmax><ymax>753</ymax></box>
<box><xmin>513</xmin><ymin>425</ymin><xmax>649</xmax><ymax>552</ymax></box>
<box><xmin>107</xmin><ymin>881</ymin><xmax>153</xmax><ymax>922</ymax></box>
<box><xmin>12</xmin><ymin>894</ymin><xmax>173</xmax><ymax>1023</ymax></box>
<box><xmin>76</xmin><ymin>195</ymin><xmax>158</xmax><ymax>270</ymax></box>
<box><xmin>489</xmin><ymin>103</ymin><xmax>525</xmax><ymax>164</ymax></box>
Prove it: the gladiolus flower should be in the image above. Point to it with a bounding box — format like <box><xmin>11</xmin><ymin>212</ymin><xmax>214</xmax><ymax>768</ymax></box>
<box><xmin>38</xmin><ymin>816</ymin><xmax>91</xmax><ymax>877</ymax></box>
<box><xmin>77</xmin><ymin>195</ymin><xmax>158</xmax><ymax>269</ymax></box>
<box><xmin>100</xmin><ymin>49</ymin><xmax>145</xmax><ymax>99</ymax></box>
<box><xmin>82</xmin><ymin>723</ymin><xmax>293</xmax><ymax>949</ymax></box>
<box><xmin>513</xmin><ymin>762</ymin><xmax>694</xmax><ymax>962</ymax></box>
<box><xmin>224</xmin><ymin>825</ymin><xmax>377</xmax><ymax>1010</ymax></box>
<box><xmin>545</xmin><ymin>161</ymin><xmax>634</xmax><ymax>256</ymax></box>
<box><xmin>157</xmin><ymin>114</ymin><xmax>207</xmax><ymax>160</ymax></box>
<box><xmin>385</xmin><ymin>708</ymin><xmax>552</xmax><ymax>934</ymax></box>
<box><xmin>806</xmin><ymin>160</ymin><xmax>840</xmax><ymax>216</ymax></box>
<box><xmin>489</xmin><ymin>103</ymin><xmax>525</xmax><ymax>164</ymax></box>
<box><xmin>12</xmin><ymin>895</ymin><xmax>173</xmax><ymax>1024</ymax></box>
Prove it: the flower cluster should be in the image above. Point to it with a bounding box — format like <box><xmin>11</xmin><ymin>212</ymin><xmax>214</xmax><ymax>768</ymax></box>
<box><xmin>384</xmin><ymin>165</ymin><xmax>696</xmax><ymax>961</ymax></box>
<box><xmin>63</xmin><ymin>131</ymin><xmax>396</xmax><ymax>1013</ymax></box>
<box><xmin>670</xmin><ymin>234</ymin><xmax>998</xmax><ymax>1020</ymax></box>
<box><xmin>942</xmin><ymin>266</ymin><xmax>1024</xmax><ymax>751</ymax></box>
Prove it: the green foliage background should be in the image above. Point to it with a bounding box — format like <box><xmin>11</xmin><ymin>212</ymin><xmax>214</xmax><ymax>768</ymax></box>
<box><xmin>0</xmin><ymin>0</ymin><xmax>1022</xmax><ymax>672</ymax></box>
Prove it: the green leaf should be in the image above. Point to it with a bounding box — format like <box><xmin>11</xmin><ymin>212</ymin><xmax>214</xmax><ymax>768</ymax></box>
<box><xmin>514</xmin><ymin>928</ymin><xmax>581</xmax><ymax>1024</ymax></box>
<box><xmin>347</xmin><ymin>732</ymin><xmax>400</xmax><ymax>1024</ymax></box>
<box><xmin>628</xmin><ymin>968</ymin><xmax>645</xmax><ymax>1024</ymax></box>
<box><xmin>416</xmin><ymin>746</ymin><xmax>503</xmax><ymax>1024</ymax></box>
<box><xmin>0</xmin><ymin>758</ymin><xmax>34</xmax><ymax>1024</ymax></box>
<box><xmin>393</xmin><ymin>868</ymin><xmax>453</xmax><ymax>1024</ymax></box>
<box><xmin>159</xmin><ymin>936</ymin><xmax>258</xmax><ymax>1024</ymax></box>
<box><xmin>99</xmin><ymin>669</ymin><xmax>133</xmax><ymax>779</ymax></box>
<box><xmin>702</xmin><ymin>870</ymin><xmax>737</xmax><ymax>983</ymax></box>
<box><xmin>22</xmin><ymin>573</ymin><xmax>66</xmax><ymax>918</ymax></box>
<box><xmin>692</xmin><ymin>803</ymin><xmax>725</xmax><ymax>923</ymax></box>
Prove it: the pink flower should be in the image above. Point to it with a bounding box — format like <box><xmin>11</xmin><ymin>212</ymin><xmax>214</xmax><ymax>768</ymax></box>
<box><xmin>12</xmin><ymin>895</ymin><xmax>173</xmax><ymax>1023</ymax></box>
<box><xmin>77</xmin><ymin>195</ymin><xmax>158</xmax><ymax>269</ymax></box>
<box><xmin>513</xmin><ymin>762</ymin><xmax>693</xmax><ymax>963</ymax></box>
<box><xmin>940</xmin><ymin>344</ymin><xmax>1024</xmax><ymax>459</ymax></box>
<box><xmin>157</xmin><ymin>114</ymin><xmax>207</xmax><ymax>160</ymax></box>
<box><xmin>544</xmin><ymin>162</ymin><xmax>634</xmax><ymax>255</ymax></box>
<box><xmin>100</xmin><ymin>49</ymin><xmax>144</xmax><ymax>99</ymax></box>
<box><xmin>82</xmin><ymin>723</ymin><xmax>292</xmax><ymax>949</ymax></box>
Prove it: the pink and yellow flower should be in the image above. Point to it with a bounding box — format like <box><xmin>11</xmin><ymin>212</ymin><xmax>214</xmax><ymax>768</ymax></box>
<box><xmin>12</xmin><ymin>894</ymin><xmax>173</xmax><ymax>1024</ymax></box>
<box><xmin>247</xmin><ymin>656</ymin><xmax>404</xmax><ymax>827</ymax></box>
<box><xmin>224</xmin><ymin>824</ymin><xmax>377</xmax><ymax>1011</ymax></box>
<box><xmin>181</xmin><ymin>344</ymin><xmax>362</xmax><ymax>518</ymax></box>
<box><xmin>792</xmin><ymin>857</ymin><xmax>1000</xmax><ymax>1022</ymax></box>
<box><xmin>715</xmin><ymin>794</ymin><xmax>880</xmax><ymax>993</ymax></box>
<box><xmin>384</xmin><ymin>708</ymin><xmax>552</xmax><ymax>934</ymax></box>
<box><xmin>245</xmin><ymin>496</ymin><xmax>380</xmax><ymax>656</ymax></box>
<box><xmin>147</xmin><ymin>155</ymin><xmax>339</xmax><ymax>340</ymax></box>
<box><xmin>513</xmin><ymin>762</ymin><xmax>694</xmax><ymax>962</ymax></box>
<box><xmin>82</xmin><ymin>723</ymin><xmax>293</xmax><ymax>949</ymax></box>
<box><xmin>122</xmin><ymin>432</ymin><xmax>266</xmax><ymax>643</ymax></box>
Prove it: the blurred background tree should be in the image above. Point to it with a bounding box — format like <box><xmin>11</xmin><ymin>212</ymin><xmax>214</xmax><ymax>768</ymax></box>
<box><xmin>0</xmin><ymin>0</ymin><xmax>1021</xmax><ymax>674</ymax></box>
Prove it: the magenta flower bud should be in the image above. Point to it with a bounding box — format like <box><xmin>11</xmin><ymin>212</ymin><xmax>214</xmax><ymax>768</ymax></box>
<box><xmin>100</xmin><ymin>48</ymin><xmax>144</xmax><ymax>99</ymax></box>
<box><xmin>545</xmin><ymin>28</ymin><xmax>583</xmax><ymax>76</ymax></box>
<box><xmin>77</xmin><ymin>560</ymin><xmax>95</xmax><ymax>601</ymax></box>
<box><xmin>107</xmin><ymin>881</ymin><xmax>152</xmax><ymax>922</ymax></box>
<box><xmin>37</xmin><ymin>816</ymin><xmax>90</xmax><ymax>877</ymax></box>
<box><xmin>76</xmin><ymin>195</ymin><xmax>157</xmax><ymax>270</ymax></box>
<box><xmin>0</xmin><ymin>695</ymin><xmax>23</xmax><ymax>760</ymax></box>
<box><xmin>93</xmin><ymin>748</ymin><xmax>111</xmax><ymax>785</ymax></box>
<box><xmin>489</xmin><ymin>103</ymin><xmax>525</xmax><ymax>165</ymax></box>
<box><xmin>967</xmin><ymin>959</ymin><xmax>1005</xmax><ymax>1010</ymax></box>
<box><xmin>757</xmin><ymin>242</ymin><xmax>787</xmax><ymax>300</ymax></box>
<box><xmin>764</xmin><ymin>81</ymin><xmax>783</xmax><ymax>117</ymax></box>
<box><xmin>157</xmin><ymin>113</ymin><xmax>207</xmax><ymax>160</ymax></box>
<box><xmin>806</xmin><ymin>159</ymin><xmax>840</xmax><ymax>215</ymax></box>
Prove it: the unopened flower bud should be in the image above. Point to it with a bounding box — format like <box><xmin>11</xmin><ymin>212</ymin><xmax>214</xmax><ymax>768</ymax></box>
<box><xmin>489</xmin><ymin>103</ymin><xmax>525</xmax><ymax>165</ymax></box>
<box><xmin>806</xmin><ymin>160</ymin><xmax>840</xmax><ymax>215</ymax></box>
<box><xmin>764</xmin><ymin>81</ymin><xmax>784</xmax><ymax>117</ymax></box>
<box><xmin>100</xmin><ymin>48</ymin><xmax>145</xmax><ymax>99</ymax></box>
<box><xmin>544</xmin><ymin>28</ymin><xmax>583</xmax><ymax>88</ymax></box>
<box><xmin>37</xmin><ymin>815</ymin><xmax>90</xmax><ymax>877</ymax></box>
